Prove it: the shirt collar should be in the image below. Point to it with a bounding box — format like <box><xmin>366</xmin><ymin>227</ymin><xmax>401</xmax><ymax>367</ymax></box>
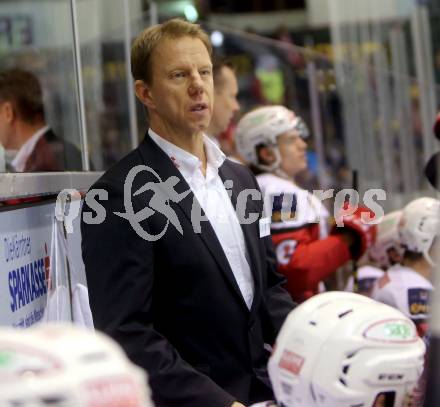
<box><xmin>206</xmin><ymin>134</ymin><xmax>220</xmax><ymax>148</ymax></box>
<box><xmin>12</xmin><ymin>125</ymin><xmax>50</xmax><ymax>172</ymax></box>
<box><xmin>148</xmin><ymin>128</ymin><xmax>225</xmax><ymax>180</ymax></box>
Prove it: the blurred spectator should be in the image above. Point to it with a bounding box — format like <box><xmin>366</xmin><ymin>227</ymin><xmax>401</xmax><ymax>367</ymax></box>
<box><xmin>207</xmin><ymin>59</ymin><xmax>240</xmax><ymax>141</ymax></box>
<box><xmin>0</xmin><ymin>69</ymin><xmax>82</xmax><ymax>172</ymax></box>
<box><xmin>274</xmin><ymin>25</ymin><xmax>304</xmax><ymax>68</ymax></box>
<box><xmin>207</xmin><ymin>58</ymin><xmax>244</xmax><ymax>161</ymax></box>
<box><xmin>255</xmin><ymin>54</ymin><xmax>285</xmax><ymax>104</ymax></box>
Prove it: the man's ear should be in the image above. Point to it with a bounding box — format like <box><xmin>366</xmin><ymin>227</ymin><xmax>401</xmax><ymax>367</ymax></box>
<box><xmin>0</xmin><ymin>101</ymin><xmax>15</xmax><ymax>124</ymax></box>
<box><xmin>134</xmin><ymin>80</ymin><xmax>156</xmax><ymax>110</ymax></box>
<box><xmin>258</xmin><ymin>145</ymin><xmax>276</xmax><ymax>166</ymax></box>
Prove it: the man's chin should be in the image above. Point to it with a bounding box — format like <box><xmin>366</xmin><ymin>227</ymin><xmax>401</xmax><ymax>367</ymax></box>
<box><xmin>195</xmin><ymin>122</ymin><xmax>210</xmax><ymax>133</ymax></box>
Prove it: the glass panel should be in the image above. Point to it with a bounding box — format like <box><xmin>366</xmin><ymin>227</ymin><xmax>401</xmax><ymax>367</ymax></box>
<box><xmin>202</xmin><ymin>19</ymin><xmax>435</xmax><ymax>203</ymax></box>
<box><xmin>75</xmin><ymin>0</ymin><xmax>148</xmax><ymax>171</ymax></box>
<box><xmin>0</xmin><ymin>0</ymin><xmax>83</xmax><ymax>172</ymax></box>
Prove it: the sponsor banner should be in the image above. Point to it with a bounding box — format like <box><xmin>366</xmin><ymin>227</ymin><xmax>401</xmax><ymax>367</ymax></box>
<box><xmin>0</xmin><ymin>203</ymin><xmax>55</xmax><ymax>328</ymax></box>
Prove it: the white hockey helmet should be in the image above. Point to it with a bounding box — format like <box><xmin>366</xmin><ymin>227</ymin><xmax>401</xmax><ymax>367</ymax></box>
<box><xmin>268</xmin><ymin>291</ymin><xmax>425</xmax><ymax>407</ymax></box>
<box><xmin>399</xmin><ymin>197</ymin><xmax>440</xmax><ymax>266</ymax></box>
<box><xmin>369</xmin><ymin>210</ymin><xmax>404</xmax><ymax>269</ymax></box>
<box><xmin>0</xmin><ymin>324</ymin><xmax>154</xmax><ymax>407</ymax></box>
<box><xmin>235</xmin><ymin>105</ymin><xmax>309</xmax><ymax>170</ymax></box>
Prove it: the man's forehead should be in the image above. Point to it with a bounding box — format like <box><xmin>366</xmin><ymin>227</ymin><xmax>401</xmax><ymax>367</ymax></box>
<box><xmin>154</xmin><ymin>36</ymin><xmax>210</xmax><ymax>60</ymax></box>
<box><xmin>222</xmin><ymin>66</ymin><xmax>237</xmax><ymax>83</ymax></box>
<box><xmin>216</xmin><ymin>66</ymin><xmax>237</xmax><ymax>91</ymax></box>
<box><xmin>278</xmin><ymin>129</ymin><xmax>300</xmax><ymax>139</ymax></box>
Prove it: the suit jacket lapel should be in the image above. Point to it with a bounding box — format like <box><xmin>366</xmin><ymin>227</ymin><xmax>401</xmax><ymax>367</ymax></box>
<box><xmin>219</xmin><ymin>162</ymin><xmax>262</xmax><ymax>308</ymax></box>
<box><xmin>138</xmin><ymin>135</ymin><xmax>250</xmax><ymax>311</ymax></box>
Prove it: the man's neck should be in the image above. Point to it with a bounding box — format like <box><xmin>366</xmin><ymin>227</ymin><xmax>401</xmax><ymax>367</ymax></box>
<box><xmin>149</xmin><ymin>124</ymin><xmax>207</xmax><ymax>175</ymax></box>
<box><xmin>206</xmin><ymin>124</ymin><xmax>219</xmax><ymax>139</ymax></box>
<box><xmin>403</xmin><ymin>258</ymin><xmax>431</xmax><ymax>281</ymax></box>
<box><xmin>8</xmin><ymin>121</ymin><xmax>47</xmax><ymax>150</ymax></box>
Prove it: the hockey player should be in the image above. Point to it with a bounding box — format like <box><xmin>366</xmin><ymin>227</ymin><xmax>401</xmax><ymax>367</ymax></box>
<box><xmin>372</xmin><ymin>197</ymin><xmax>440</xmax><ymax>338</ymax></box>
<box><xmin>235</xmin><ymin>105</ymin><xmax>376</xmax><ymax>302</ymax></box>
<box><xmin>0</xmin><ymin>324</ymin><xmax>154</xmax><ymax>407</ymax></box>
<box><xmin>346</xmin><ymin>210</ymin><xmax>404</xmax><ymax>297</ymax></box>
<box><xmin>369</xmin><ymin>210</ymin><xmax>404</xmax><ymax>269</ymax></box>
<box><xmin>250</xmin><ymin>291</ymin><xmax>426</xmax><ymax>407</ymax></box>
<box><xmin>346</xmin><ymin>262</ymin><xmax>384</xmax><ymax>297</ymax></box>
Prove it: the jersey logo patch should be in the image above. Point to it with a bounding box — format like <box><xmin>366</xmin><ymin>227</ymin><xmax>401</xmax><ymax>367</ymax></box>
<box><xmin>357</xmin><ymin>277</ymin><xmax>377</xmax><ymax>293</ymax></box>
<box><xmin>408</xmin><ymin>288</ymin><xmax>431</xmax><ymax>316</ymax></box>
<box><xmin>276</xmin><ymin>239</ymin><xmax>297</xmax><ymax>265</ymax></box>
<box><xmin>271</xmin><ymin>193</ymin><xmax>297</xmax><ymax>223</ymax></box>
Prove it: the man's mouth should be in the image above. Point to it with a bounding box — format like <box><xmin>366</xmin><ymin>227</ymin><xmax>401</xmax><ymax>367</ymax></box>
<box><xmin>190</xmin><ymin>103</ymin><xmax>208</xmax><ymax>112</ymax></box>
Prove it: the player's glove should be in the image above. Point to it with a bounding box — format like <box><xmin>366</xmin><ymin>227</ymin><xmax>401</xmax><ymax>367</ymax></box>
<box><xmin>330</xmin><ymin>205</ymin><xmax>377</xmax><ymax>260</ymax></box>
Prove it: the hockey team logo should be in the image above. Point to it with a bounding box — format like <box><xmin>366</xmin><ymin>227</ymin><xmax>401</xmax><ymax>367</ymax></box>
<box><xmin>276</xmin><ymin>240</ymin><xmax>297</xmax><ymax>266</ymax></box>
<box><xmin>408</xmin><ymin>288</ymin><xmax>431</xmax><ymax>316</ymax></box>
<box><xmin>363</xmin><ymin>319</ymin><xmax>415</xmax><ymax>343</ymax></box>
<box><xmin>270</xmin><ymin>193</ymin><xmax>297</xmax><ymax>223</ymax></box>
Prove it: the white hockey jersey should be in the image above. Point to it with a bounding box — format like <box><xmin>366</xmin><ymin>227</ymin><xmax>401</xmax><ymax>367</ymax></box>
<box><xmin>345</xmin><ymin>265</ymin><xmax>384</xmax><ymax>296</ymax></box>
<box><xmin>371</xmin><ymin>264</ymin><xmax>432</xmax><ymax>323</ymax></box>
<box><xmin>257</xmin><ymin>173</ymin><xmax>329</xmax><ymax>237</ymax></box>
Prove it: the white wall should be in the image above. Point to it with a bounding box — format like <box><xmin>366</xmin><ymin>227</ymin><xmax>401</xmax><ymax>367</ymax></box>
<box><xmin>208</xmin><ymin>10</ymin><xmax>307</xmax><ymax>33</ymax></box>
<box><xmin>307</xmin><ymin>0</ymin><xmax>416</xmax><ymax>27</ymax></box>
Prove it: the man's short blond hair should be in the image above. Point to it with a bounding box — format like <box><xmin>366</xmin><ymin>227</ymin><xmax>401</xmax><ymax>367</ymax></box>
<box><xmin>131</xmin><ymin>18</ymin><xmax>212</xmax><ymax>84</ymax></box>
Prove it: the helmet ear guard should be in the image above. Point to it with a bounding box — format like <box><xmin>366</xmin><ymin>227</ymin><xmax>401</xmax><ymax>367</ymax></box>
<box><xmin>254</xmin><ymin>142</ymin><xmax>283</xmax><ymax>174</ymax></box>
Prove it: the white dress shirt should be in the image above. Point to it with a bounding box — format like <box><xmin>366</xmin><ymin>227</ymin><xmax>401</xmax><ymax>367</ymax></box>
<box><xmin>149</xmin><ymin>128</ymin><xmax>255</xmax><ymax>309</ymax></box>
<box><xmin>12</xmin><ymin>125</ymin><xmax>50</xmax><ymax>172</ymax></box>
<box><xmin>0</xmin><ymin>143</ymin><xmax>5</xmax><ymax>172</ymax></box>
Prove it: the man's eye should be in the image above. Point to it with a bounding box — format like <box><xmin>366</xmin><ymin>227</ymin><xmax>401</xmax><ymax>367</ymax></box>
<box><xmin>200</xmin><ymin>69</ymin><xmax>212</xmax><ymax>76</ymax></box>
<box><xmin>172</xmin><ymin>72</ymin><xmax>185</xmax><ymax>79</ymax></box>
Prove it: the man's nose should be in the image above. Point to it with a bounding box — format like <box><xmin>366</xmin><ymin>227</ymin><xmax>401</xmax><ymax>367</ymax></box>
<box><xmin>188</xmin><ymin>72</ymin><xmax>204</xmax><ymax>96</ymax></box>
<box><xmin>233</xmin><ymin>98</ymin><xmax>240</xmax><ymax>113</ymax></box>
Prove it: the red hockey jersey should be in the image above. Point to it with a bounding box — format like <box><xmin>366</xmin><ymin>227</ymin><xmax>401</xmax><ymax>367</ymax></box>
<box><xmin>257</xmin><ymin>173</ymin><xmax>351</xmax><ymax>302</ymax></box>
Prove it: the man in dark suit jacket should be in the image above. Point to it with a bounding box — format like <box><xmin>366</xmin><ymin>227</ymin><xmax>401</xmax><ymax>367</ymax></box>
<box><xmin>81</xmin><ymin>19</ymin><xmax>294</xmax><ymax>407</ymax></box>
<box><xmin>0</xmin><ymin>69</ymin><xmax>82</xmax><ymax>172</ymax></box>
<box><xmin>22</xmin><ymin>127</ymin><xmax>82</xmax><ymax>172</ymax></box>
